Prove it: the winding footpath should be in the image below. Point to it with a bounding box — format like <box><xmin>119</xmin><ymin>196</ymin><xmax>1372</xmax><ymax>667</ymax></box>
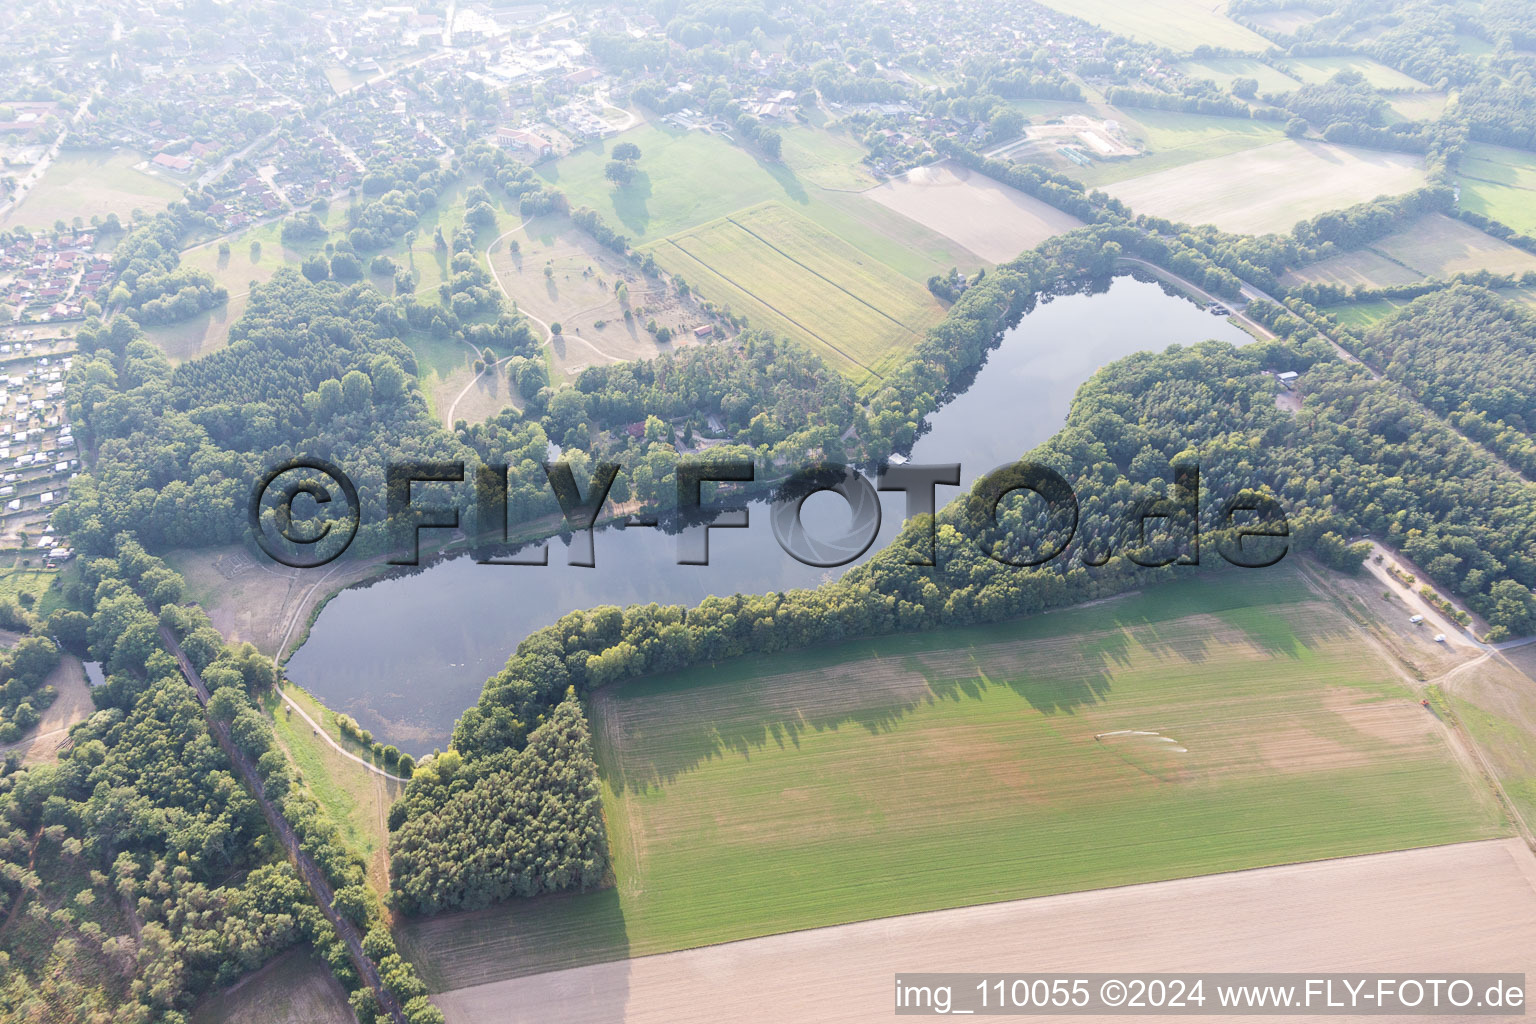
<box><xmin>278</xmin><ymin>686</ymin><xmax>409</xmax><ymax>782</ymax></box>
<box><xmin>257</xmin><ymin>560</ymin><xmax>409</xmax><ymax>781</ymax></box>
<box><xmin>160</xmin><ymin>625</ymin><xmax>408</xmax><ymax>1024</ymax></box>
<box><xmin>444</xmin><ymin>219</ymin><xmax>628</xmax><ymax>424</ymax></box>
<box><xmin>440</xmin><ymin>221</ymin><xmax>542</xmax><ymax>425</ymax></box>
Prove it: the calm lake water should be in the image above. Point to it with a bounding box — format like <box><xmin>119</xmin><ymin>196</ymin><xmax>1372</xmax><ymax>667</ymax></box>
<box><xmin>286</xmin><ymin>276</ymin><xmax>1251</xmax><ymax>753</ymax></box>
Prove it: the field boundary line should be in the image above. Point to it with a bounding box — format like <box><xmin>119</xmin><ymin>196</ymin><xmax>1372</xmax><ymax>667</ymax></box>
<box><xmin>1458</xmin><ymin>172</ymin><xmax>1536</xmax><ymax>192</ymax></box>
<box><xmin>1298</xmin><ymin>560</ymin><xmax>1533</xmax><ymax>853</ymax></box>
<box><xmin>480</xmin><ymin>837</ymin><xmax>1525</xmax><ymax>990</ymax></box>
<box><xmin>589</xmin><ymin>689</ymin><xmax>648</xmax><ymax>896</ymax></box>
<box><xmin>1362</xmin><ymin>244</ymin><xmax>1421</xmax><ymax>275</ymax></box>
<box><xmin>663</xmin><ymin>237</ymin><xmax>882</xmax><ymax>379</ymax></box>
<box><xmin>723</xmin><ymin>213</ymin><xmax>923</xmax><ymax>337</ymax></box>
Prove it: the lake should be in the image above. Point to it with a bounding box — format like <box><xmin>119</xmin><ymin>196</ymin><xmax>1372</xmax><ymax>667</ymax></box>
<box><xmin>285</xmin><ymin>275</ymin><xmax>1252</xmax><ymax>753</ymax></box>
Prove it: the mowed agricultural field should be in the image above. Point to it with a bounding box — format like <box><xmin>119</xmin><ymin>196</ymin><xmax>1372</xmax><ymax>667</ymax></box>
<box><xmin>1456</xmin><ymin>143</ymin><xmax>1536</xmax><ymax>235</ymax></box>
<box><xmin>1032</xmin><ymin>0</ymin><xmax>1269</xmax><ymax>52</ymax></box>
<box><xmin>400</xmin><ymin>569</ymin><xmax>1505</xmax><ymax>991</ymax></box>
<box><xmin>1385</xmin><ymin>90</ymin><xmax>1450</xmax><ymax>124</ymax></box>
<box><xmin>654</xmin><ymin>202</ymin><xmax>946</xmax><ymax>379</ymax></box>
<box><xmin>1454</xmin><ymin>645</ymin><xmax>1536</xmax><ymax>828</ymax></box>
<box><xmin>540</xmin><ymin>121</ymin><xmax>975</xmax><ymax>281</ymax></box>
<box><xmin>1246</xmin><ymin>6</ymin><xmax>1326</xmax><ymax>34</ymax></box>
<box><xmin>1282</xmin><ymin>213</ymin><xmax>1536</xmax><ymax>289</ymax></box>
<box><xmin>2</xmin><ymin>148</ymin><xmax>183</xmax><ymax>230</ymax></box>
<box><xmin>1179</xmin><ymin>57</ymin><xmax>1303</xmax><ymax>96</ymax></box>
<box><xmin>546</xmin><ymin>120</ymin><xmax>993</xmax><ymax>381</ymax></box>
<box><xmin>1279</xmin><ymin>55</ymin><xmax>1429</xmax><ymax>90</ymax></box>
<box><xmin>1104</xmin><ymin>139</ymin><xmax>1425</xmax><ymax>234</ymax></box>
<box><xmin>436</xmin><ymin>839</ymin><xmax>1536</xmax><ymax>1024</ymax></box>
<box><xmin>862</xmin><ymin>160</ymin><xmax>1083</xmax><ymax>263</ymax></box>
<box><xmin>1322</xmin><ymin>296</ymin><xmax>1414</xmax><ymax>329</ymax></box>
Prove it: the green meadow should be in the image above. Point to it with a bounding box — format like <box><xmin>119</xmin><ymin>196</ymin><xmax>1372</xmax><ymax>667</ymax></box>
<box><xmin>1456</xmin><ymin>143</ymin><xmax>1536</xmax><ymax>235</ymax></box>
<box><xmin>400</xmin><ymin>568</ymin><xmax>1504</xmax><ymax>991</ymax></box>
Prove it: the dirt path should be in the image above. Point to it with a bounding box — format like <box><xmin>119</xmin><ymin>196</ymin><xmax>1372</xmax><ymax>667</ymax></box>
<box><xmin>161</xmin><ymin>625</ymin><xmax>409</xmax><ymax>1024</ymax></box>
<box><xmin>1301</xmin><ymin>560</ymin><xmax>1534</xmax><ymax>850</ymax></box>
<box><xmin>1117</xmin><ymin>257</ymin><xmax>1276</xmax><ymax>341</ymax></box>
<box><xmin>0</xmin><ymin>655</ymin><xmax>92</xmax><ymax>764</ymax></box>
<box><xmin>178</xmin><ymin>545</ymin><xmax>405</xmax><ymax>664</ymax></box>
<box><xmin>1360</xmin><ymin>542</ymin><xmax>1485</xmax><ymax>650</ymax></box>
<box><xmin>434</xmin><ymin>839</ymin><xmax>1536</xmax><ymax>1024</ymax></box>
<box><xmin>442</xmin><ymin>220</ymin><xmax>553</xmax><ymax>426</ymax></box>
<box><xmin>279</xmin><ymin>684</ymin><xmax>408</xmax><ymax>782</ymax></box>
<box><xmin>275</xmin><ymin>558</ymin><xmax>351</xmax><ymax>662</ymax></box>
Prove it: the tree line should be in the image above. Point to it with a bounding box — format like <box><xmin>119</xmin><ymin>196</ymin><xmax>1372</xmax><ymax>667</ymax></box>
<box><xmin>385</xmin><ymin>224</ymin><xmax>1536</xmax><ymax>910</ymax></box>
<box><xmin>1348</xmin><ymin>285</ymin><xmax>1536</xmax><ymax>489</ymax></box>
<box><xmin>0</xmin><ymin>534</ymin><xmax>436</xmax><ymax>1023</ymax></box>
<box><xmin>387</xmin><ymin>695</ymin><xmax>607</xmax><ymax>915</ymax></box>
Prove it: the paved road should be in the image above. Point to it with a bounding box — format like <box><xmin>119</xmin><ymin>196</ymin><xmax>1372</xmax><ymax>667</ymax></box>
<box><xmin>1118</xmin><ymin>256</ymin><xmax>1278</xmax><ymax>342</ymax></box>
<box><xmin>160</xmin><ymin>625</ymin><xmax>408</xmax><ymax>1024</ymax></box>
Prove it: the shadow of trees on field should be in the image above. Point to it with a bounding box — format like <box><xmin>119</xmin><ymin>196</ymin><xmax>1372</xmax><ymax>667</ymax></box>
<box><xmin>403</xmin><ymin>886</ymin><xmax>633</xmax><ymax>1000</ymax></box>
<box><xmin>756</xmin><ymin>153</ymin><xmax>809</xmax><ymax>205</ymax></box>
<box><xmin>597</xmin><ymin>575</ymin><xmax>1355</xmax><ymax>795</ymax></box>
<box><xmin>610</xmin><ymin>170</ymin><xmax>653</xmax><ymax>237</ymax></box>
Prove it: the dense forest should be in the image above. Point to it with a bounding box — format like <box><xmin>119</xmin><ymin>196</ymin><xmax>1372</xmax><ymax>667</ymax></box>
<box><xmin>388</xmin><ymin>226</ymin><xmax>1536</xmax><ymax>906</ymax></box>
<box><xmin>42</xmin><ymin>0</ymin><xmax>1536</xmax><ymax>935</ymax></box>
<box><xmin>60</xmin><ymin>266</ymin><xmax>875</xmax><ymax>561</ymax></box>
<box><xmin>1350</xmin><ymin>285</ymin><xmax>1536</xmax><ymax>478</ymax></box>
<box><xmin>0</xmin><ymin>536</ymin><xmax>444</xmax><ymax>1023</ymax></box>
<box><xmin>388</xmin><ymin>696</ymin><xmax>607</xmax><ymax>915</ymax></box>
<box><xmin>58</xmin><ymin>272</ymin><xmax>483</xmax><ymax>557</ymax></box>
<box><xmin>1453</xmin><ymin>79</ymin><xmax>1536</xmax><ymax>150</ymax></box>
<box><xmin>1285</xmin><ymin>70</ymin><xmax>1386</xmax><ymax>128</ymax></box>
<box><xmin>1</xmin><ymin>542</ymin><xmax>341</xmax><ymax>1020</ymax></box>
